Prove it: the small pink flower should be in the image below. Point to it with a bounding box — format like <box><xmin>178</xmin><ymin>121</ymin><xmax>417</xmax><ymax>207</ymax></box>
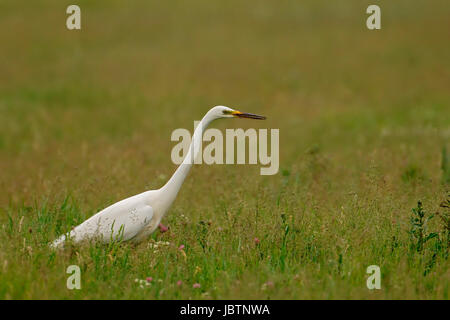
<box><xmin>178</xmin><ymin>244</ymin><xmax>185</xmax><ymax>250</ymax></box>
<box><xmin>159</xmin><ymin>223</ymin><xmax>169</xmax><ymax>233</ymax></box>
<box><xmin>193</xmin><ymin>283</ymin><xmax>201</xmax><ymax>289</ymax></box>
<box><xmin>146</xmin><ymin>277</ymin><xmax>153</xmax><ymax>283</ymax></box>
<box><xmin>177</xmin><ymin>280</ymin><xmax>183</xmax><ymax>286</ymax></box>
<box><xmin>266</xmin><ymin>281</ymin><xmax>274</xmax><ymax>287</ymax></box>
<box><xmin>254</xmin><ymin>237</ymin><xmax>260</xmax><ymax>245</ymax></box>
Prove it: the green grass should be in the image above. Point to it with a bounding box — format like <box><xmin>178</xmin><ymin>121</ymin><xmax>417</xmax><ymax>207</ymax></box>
<box><xmin>0</xmin><ymin>0</ymin><xmax>449</xmax><ymax>299</ymax></box>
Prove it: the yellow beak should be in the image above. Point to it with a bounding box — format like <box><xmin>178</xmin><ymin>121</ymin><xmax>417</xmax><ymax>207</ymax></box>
<box><xmin>231</xmin><ymin>110</ymin><xmax>266</xmax><ymax>120</ymax></box>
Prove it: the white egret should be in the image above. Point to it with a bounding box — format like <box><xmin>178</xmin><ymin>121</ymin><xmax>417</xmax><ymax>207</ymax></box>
<box><xmin>51</xmin><ymin>106</ymin><xmax>266</xmax><ymax>247</ymax></box>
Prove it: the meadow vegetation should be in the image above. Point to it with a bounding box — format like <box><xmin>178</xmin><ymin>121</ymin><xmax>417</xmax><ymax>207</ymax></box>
<box><xmin>0</xmin><ymin>0</ymin><xmax>448</xmax><ymax>299</ymax></box>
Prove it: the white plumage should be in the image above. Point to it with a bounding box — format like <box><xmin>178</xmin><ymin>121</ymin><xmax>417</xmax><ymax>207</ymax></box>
<box><xmin>51</xmin><ymin>106</ymin><xmax>265</xmax><ymax>248</ymax></box>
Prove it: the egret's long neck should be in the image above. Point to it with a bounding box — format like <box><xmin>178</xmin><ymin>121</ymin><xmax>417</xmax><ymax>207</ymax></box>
<box><xmin>159</xmin><ymin>111</ymin><xmax>216</xmax><ymax>209</ymax></box>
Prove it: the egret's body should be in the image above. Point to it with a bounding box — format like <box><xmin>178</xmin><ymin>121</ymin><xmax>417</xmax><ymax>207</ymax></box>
<box><xmin>51</xmin><ymin>106</ymin><xmax>265</xmax><ymax>248</ymax></box>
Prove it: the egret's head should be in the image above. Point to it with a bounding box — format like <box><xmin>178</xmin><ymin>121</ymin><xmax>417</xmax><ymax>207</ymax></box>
<box><xmin>212</xmin><ymin>105</ymin><xmax>266</xmax><ymax>120</ymax></box>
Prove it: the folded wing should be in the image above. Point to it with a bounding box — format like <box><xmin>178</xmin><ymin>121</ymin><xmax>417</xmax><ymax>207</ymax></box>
<box><xmin>52</xmin><ymin>203</ymin><xmax>154</xmax><ymax>247</ymax></box>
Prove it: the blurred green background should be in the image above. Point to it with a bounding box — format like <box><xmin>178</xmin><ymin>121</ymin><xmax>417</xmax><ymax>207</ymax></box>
<box><xmin>0</xmin><ymin>0</ymin><xmax>448</xmax><ymax>299</ymax></box>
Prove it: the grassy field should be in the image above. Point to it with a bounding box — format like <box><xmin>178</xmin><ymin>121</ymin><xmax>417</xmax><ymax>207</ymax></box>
<box><xmin>0</xmin><ymin>0</ymin><xmax>449</xmax><ymax>299</ymax></box>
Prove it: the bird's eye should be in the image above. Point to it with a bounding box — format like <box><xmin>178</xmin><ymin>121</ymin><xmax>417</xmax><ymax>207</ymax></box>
<box><xmin>222</xmin><ymin>110</ymin><xmax>232</xmax><ymax>115</ymax></box>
